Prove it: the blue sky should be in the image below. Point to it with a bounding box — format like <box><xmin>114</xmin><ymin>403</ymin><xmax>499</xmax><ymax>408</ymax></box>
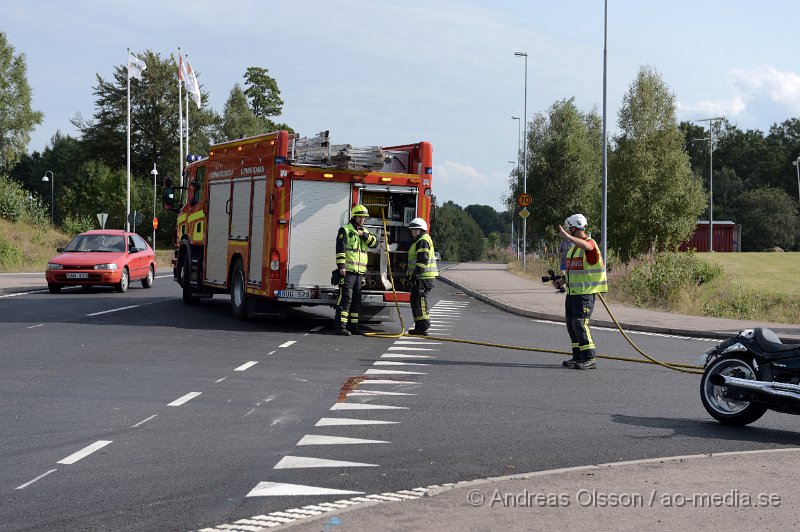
<box><xmin>3</xmin><ymin>0</ymin><xmax>799</xmax><ymax>211</ymax></box>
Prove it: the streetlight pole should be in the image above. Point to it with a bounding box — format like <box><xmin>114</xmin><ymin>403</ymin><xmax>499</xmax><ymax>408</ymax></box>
<box><xmin>793</xmin><ymin>157</ymin><xmax>800</xmax><ymax>205</ymax></box>
<box><xmin>151</xmin><ymin>164</ymin><xmax>158</xmax><ymax>253</ymax></box>
<box><xmin>601</xmin><ymin>0</ymin><xmax>608</xmax><ymax>262</ymax></box>
<box><xmin>697</xmin><ymin>117</ymin><xmax>723</xmax><ymax>252</ymax></box>
<box><xmin>508</xmin><ymin>160</ymin><xmax>517</xmax><ymax>258</ymax></box>
<box><xmin>514</xmin><ymin>51</ymin><xmax>528</xmax><ymax>270</ymax></box>
<box><xmin>41</xmin><ymin>171</ymin><xmax>54</xmax><ymax>223</ymax></box>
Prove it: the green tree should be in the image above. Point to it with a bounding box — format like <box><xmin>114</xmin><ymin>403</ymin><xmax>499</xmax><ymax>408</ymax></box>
<box><xmin>217</xmin><ymin>84</ymin><xmax>265</xmax><ymax>142</ymax></box>
<box><xmin>243</xmin><ymin>67</ymin><xmax>284</xmax><ymax>120</ymax></box>
<box><xmin>72</xmin><ymin>50</ymin><xmax>217</xmax><ymax>181</ymax></box>
<box><xmin>608</xmin><ymin>66</ymin><xmax>706</xmax><ymax>260</ymax></box>
<box><xmin>0</xmin><ymin>32</ymin><xmax>43</xmax><ymax>173</ymax></box>
<box><xmin>735</xmin><ymin>187</ymin><xmax>798</xmax><ymax>251</ymax></box>
<box><xmin>513</xmin><ymin>98</ymin><xmax>602</xmax><ymax>250</ymax></box>
<box><xmin>430</xmin><ymin>201</ymin><xmax>486</xmax><ymax>261</ymax></box>
<box><xmin>464</xmin><ymin>204</ymin><xmax>503</xmax><ymax>236</ymax></box>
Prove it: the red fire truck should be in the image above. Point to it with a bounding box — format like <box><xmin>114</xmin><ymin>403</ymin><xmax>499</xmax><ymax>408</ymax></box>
<box><xmin>162</xmin><ymin>130</ymin><xmax>433</xmax><ymax>321</ymax></box>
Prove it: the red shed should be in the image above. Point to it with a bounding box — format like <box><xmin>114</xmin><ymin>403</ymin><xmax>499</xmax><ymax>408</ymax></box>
<box><xmin>680</xmin><ymin>221</ymin><xmax>740</xmax><ymax>252</ymax></box>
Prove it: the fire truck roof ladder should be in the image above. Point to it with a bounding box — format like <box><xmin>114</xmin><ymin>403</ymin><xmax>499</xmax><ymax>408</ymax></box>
<box><xmin>290</xmin><ymin>131</ymin><xmax>391</xmax><ymax>171</ymax></box>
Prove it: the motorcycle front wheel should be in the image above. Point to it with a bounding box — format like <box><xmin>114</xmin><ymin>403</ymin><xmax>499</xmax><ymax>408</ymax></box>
<box><xmin>700</xmin><ymin>356</ymin><xmax>768</xmax><ymax>426</ymax></box>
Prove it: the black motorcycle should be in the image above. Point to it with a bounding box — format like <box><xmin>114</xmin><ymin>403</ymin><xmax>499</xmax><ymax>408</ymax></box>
<box><xmin>700</xmin><ymin>328</ymin><xmax>800</xmax><ymax>426</ymax></box>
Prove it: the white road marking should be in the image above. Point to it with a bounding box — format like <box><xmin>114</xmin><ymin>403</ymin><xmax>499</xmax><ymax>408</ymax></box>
<box><xmin>168</xmin><ymin>392</ymin><xmax>202</xmax><ymax>406</ymax></box>
<box><xmin>247</xmin><ymin>481</ymin><xmax>363</xmax><ymax>497</ymax></box>
<box><xmin>244</xmin><ymin>408</ymin><xmax>255</xmax><ymax>417</ymax></box>
<box><xmin>274</xmin><ymin>456</ymin><xmax>379</xmax><ymax>469</ymax></box>
<box><xmin>86</xmin><ymin>304</ymin><xmax>141</xmax><ymax>317</ymax></box>
<box><xmin>279</xmin><ymin>341</ymin><xmax>296</xmax><ymax>348</ymax></box>
<box><xmin>297</xmin><ymin>435</ymin><xmax>390</xmax><ymax>445</ymax></box>
<box><xmin>0</xmin><ymin>290</ymin><xmax>48</xmax><ymax>299</ymax></box>
<box><xmin>26</xmin><ymin>324</ymin><xmax>44</xmax><ymax>329</ymax></box>
<box><xmin>15</xmin><ymin>469</ymin><xmax>57</xmax><ymax>490</ymax></box>
<box><xmin>380</xmin><ymin>353</ymin><xmax>433</xmax><ymax>359</ymax></box>
<box><xmin>330</xmin><ymin>403</ymin><xmax>408</xmax><ymax>411</ymax></box>
<box><xmin>235</xmin><ymin>361</ymin><xmax>259</xmax><ymax>371</ymax></box>
<box><xmin>215</xmin><ymin>377</ymin><xmax>227</xmax><ymax>383</ymax></box>
<box><xmin>387</xmin><ymin>346</ymin><xmax>435</xmax><ymax>351</ymax></box>
<box><xmin>310</xmin><ymin>326</ymin><xmax>324</xmax><ymax>332</ymax></box>
<box><xmin>393</xmin><ymin>340</ymin><xmax>441</xmax><ymax>345</ymax></box>
<box><xmin>373</xmin><ymin>361</ymin><xmax>430</xmax><ymax>366</ymax></box>
<box><xmin>131</xmin><ymin>414</ymin><xmax>157</xmax><ymax>428</ymax></box>
<box><xmin>315</xmin><ymin>417</ymin><xmax>400</xmax><ymax>426</ymax></box>
<box><xmin>154</xmin><ymin>274</ymin><xmax>172</xmax><ymax>278</ymax></box>
<box><xmin>268</xmin><ymin>350</ymin><xmax>276</xmax><ymax>355</ymax></box>
<box><xmin>57</xmin><ymin>440</ymin><xmax>112</xmax><ymax>465</ymax></box>
<box><xmin>365</xmin><ymin>369</ymin><xmax>427</xmax><ymax>375</ymax></box>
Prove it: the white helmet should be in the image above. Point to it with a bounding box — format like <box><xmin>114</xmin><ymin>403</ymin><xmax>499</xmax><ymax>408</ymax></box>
<box><xmin>409</xmin><ymin>217</ymin><xmax>428</xmax><ymax>231</ymax></box>
<box><xmin>564</xmin><ymin>214</ymin><xmax>588</xmax><ymax>231</ymax></box>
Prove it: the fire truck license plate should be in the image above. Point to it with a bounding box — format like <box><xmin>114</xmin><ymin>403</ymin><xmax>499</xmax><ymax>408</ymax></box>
<box><xmin>66</xmin><ymin>273</ymin><xmax>89</xmax><ymax>279</ymax></box>
<box><xmin>278</xmin><ymin>290</ymin><xmax>311</xmax><ymax>299</ymax></box>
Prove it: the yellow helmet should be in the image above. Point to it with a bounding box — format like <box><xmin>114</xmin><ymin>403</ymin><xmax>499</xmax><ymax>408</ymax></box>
<box><xmin>351</xmin><ymin>205</ymin><xmax>369</xmax><ymax>218</ymax></box>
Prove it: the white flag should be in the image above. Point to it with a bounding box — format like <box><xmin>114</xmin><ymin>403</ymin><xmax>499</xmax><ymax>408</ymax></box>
<box><xmin>128</xmin><ymin>52</ymin><xmax>146</xmax><ymax>80</ymax></box>
<box><xmin>185</xmin><ymin>60</ymin><xmax>202</xmax><ymax>108</ymax></box>
<box><xmin>179</xmin><ymin>53</ymin><xmax>189</xmax><ymax>83</ymax></box>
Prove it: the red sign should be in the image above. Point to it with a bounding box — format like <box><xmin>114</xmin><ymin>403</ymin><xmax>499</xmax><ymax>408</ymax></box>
<box><xmin>517</xmin><ymin>193</ymin><xmax>532</xmax><ymax>208</ymax></box>
<box><xmin>153</xmin><ymin>217</ymin><xmax>159</xmax><ymax>230</ymax></box>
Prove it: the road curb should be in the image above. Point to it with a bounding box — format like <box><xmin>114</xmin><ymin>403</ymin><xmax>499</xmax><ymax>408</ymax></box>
<box><xmin>438</xmin><ymin>274</ymin><xmax>743</xmax><ymax>341</ymax></box>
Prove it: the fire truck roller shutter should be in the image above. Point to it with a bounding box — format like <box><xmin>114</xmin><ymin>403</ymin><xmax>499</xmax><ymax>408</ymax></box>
<box><xmin>229</xmin><ymin>177</ymin><xmax>253</xmax><ymax>241</ymax></box>
<box><xmin>205</xmin><ymin>180</ymin><xmax>232</xmax><ymax>285</ymax></box>
<box><xmin>248</xmin><ymin>177</ymin><xmax>267</xmax><ymax>285</ymax></box>
<box><xmin>287</xmin><ymin>180</ymin><xmax>351</xmax><ymax>288</ymax></box>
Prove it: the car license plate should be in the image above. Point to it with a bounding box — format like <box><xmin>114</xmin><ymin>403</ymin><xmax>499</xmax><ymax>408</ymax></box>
<box><xmin>66</xmin><ymin>273</ymin><xmax>89</xmax><ymax>279</ymax></box>
<box><xmin>277</xmin><ymin>290</ymin><xmax>311</xmax><ymax>299</ymax></box>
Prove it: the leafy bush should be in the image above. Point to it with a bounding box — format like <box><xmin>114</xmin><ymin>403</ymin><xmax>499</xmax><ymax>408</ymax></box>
<box><xmin>0</xmin><ymin>235</ymin><xmax>23</xmax><ymax>269</ymax></box>
<box><xmin>60</xmin><ymin>214</ymin><xmax>96</xmax><ymax>235</ymax></box>
<box><xmin>0</xmin><ymin>174</ymin><xmax>27</xmax><ymax>222</ymax></box>
<box><xmin>617</xmin><ymin>251</ymin><xmax>722</xmax><ymax>308</ymax></box>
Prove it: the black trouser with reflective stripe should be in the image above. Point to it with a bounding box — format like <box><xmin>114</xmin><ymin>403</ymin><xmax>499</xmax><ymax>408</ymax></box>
<box><xmin>410</xmin><ymin>278</ymin><xmax>435</xmax><ymax>330</ymax></box>
<box><xmin>565</xmin><ymin>293</ymin><xmax>596</xmax><ymax>360</ymax></box>
<box><xmin>335</xmin><ymin>272</ymin><xmax>363</xmax><ymax>327</ymax></box>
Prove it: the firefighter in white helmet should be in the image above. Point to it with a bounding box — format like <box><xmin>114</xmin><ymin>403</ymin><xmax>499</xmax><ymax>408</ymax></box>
<box><xmin>555</xmin><ymin>213</ymin><xmax>607</xmax><ymax>369</ymax></box>
<box><xmin>406</xmin><ymin>217</ymin><xmax>438</xmax><ymax>336</ymax></box>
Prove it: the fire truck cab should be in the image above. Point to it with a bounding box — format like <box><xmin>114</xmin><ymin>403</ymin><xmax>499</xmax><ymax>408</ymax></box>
<box><xmin>162</xmin><ymin>130</ymin><xmax>433</xmax><ymax>322</ymax></box>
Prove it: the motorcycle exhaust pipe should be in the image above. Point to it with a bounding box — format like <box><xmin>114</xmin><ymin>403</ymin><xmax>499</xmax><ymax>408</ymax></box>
<box><xmin>710</xmin><ymin>374</ymin><xmax>800</xmax><ymax>404</ymax></box>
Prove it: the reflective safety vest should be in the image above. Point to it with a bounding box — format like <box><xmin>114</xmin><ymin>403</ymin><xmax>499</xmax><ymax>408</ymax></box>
<box><xmin>336</xmin><ymin>223</ymin><xmax>377</xmax><ymax>274</ymax></box>
<box><xmin>408</xmin><ymin>233</ymin><xmax>438</xmax><ymax>279</ymax></box>
<box><xmin>565</xmin><ymin>237</ymin><xmax>607</xmax><ymax>295</ymax></box>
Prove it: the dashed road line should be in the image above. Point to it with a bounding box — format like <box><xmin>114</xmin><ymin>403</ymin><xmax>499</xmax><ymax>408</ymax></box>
<box><xmin>246</xmin><ymin>481</ymin><xmax>363</xmax><ymax>497</ymax></box>
<box><xmin>168</xmin><ymin>392</ymin><xmax>202</xmax><ymax>406</ymax></box>
<box><xmin>329</xmin><ymin>403</ymin><xmax>408</xmax><ymax>411</ymax></box>
<box><xmin>131</xmin><ymin>414</ymin><xmax>157</xmax><ymax>428</ymax></box>
<box><xmin>15</xmin><ymin>469</ymin><xmax>57</xmax><ymax>490</ymax></box>
<box><xmin>315</xmin><ymin>418</ymin><xmax>400</xmax><ymax>426</ymax></box>
<box><xmin>364</xmin><ymin>368</ymin><xmax>427</xmax><ymax>375</ymax></box>
<box><xmin>234</xmin><ymin>361</ymin><xmax>259</xmax><ymax>371</ymax></box>
<box><xmin>274</xmin><ymin>456</ymin><xmax>379</xmax><ymax>469</ymax></box>
<box><xmin>86</xmin><ymin>304</ymin><xmax>142</xmax><ymax>317</ymax></box>
<box><xmin>57</xmin><ymin>440</ymin><xmax>112</xmax><ymax>465</ymax></box>
<box><xmin>26</xmin><ymin>323</ymin><xmax>44</xmax><ymax>329</ymax></box>
<box><xmin>297</xmin><ymin>435</ymin><xmax>390</xmax><ymax>446</ymax></box>
<box><xmin>215</xmin><ymin>377</ymin><xmax>227</xmax><ymax>383</ymax></box>
<box><xmin>278</xmin><ymin>340</ymin><xmax>296</xmax><ymax>348</ymax></box>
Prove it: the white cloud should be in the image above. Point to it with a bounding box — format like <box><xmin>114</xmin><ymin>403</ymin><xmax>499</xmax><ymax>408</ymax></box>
<box><xmin>434</xmin><ymin>160</ymin><xmax>506</xmax><ymax>209</ymax></box>
<box><xmin>678</xmin><ymin>65</ymin><xmax>800</xmax><ymax>124</ymax></box>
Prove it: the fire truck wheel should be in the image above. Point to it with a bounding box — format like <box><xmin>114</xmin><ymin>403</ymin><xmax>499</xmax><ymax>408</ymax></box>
<box><xmin>231</xmin><ymin>258</ymin><xmax>248</xmax><ymax>321</ymax></box>
<box><xmin>182</xmin><ymin>255</ymin><xmax>199</xmax><ymax>304</ymax></box>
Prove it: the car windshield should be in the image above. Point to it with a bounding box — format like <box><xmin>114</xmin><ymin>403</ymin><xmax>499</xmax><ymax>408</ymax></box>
<box><xmin>64</xmin><ymin>234</ymin><xmax>126</xmax><ymax>253</ymax></box>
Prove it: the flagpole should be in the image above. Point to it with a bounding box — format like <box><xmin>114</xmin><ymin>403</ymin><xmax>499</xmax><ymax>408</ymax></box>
<box><xmin>178</xmin><ymin>48</ymin><xmax>184</xmax><ymax>187</ymax></box>
<box><xmin>126</xmin><ymin>48</ymin><xmax>131</xmax><ymax>232</ymax></box>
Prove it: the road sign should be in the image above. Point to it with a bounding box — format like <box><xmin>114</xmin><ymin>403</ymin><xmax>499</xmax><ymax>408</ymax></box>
<box><xmin>517</xmin><ymin>193</ymin><xmax>532</xmax><ymax>208</ymax></box>
<box><xmin>127</xmin><ymin>210</ymin><xmax>142</xmax><ymax>229</ymax></box>
<box><xmin>519</xmin><ymin>208</ymin><xmax>530</xmax><ymax>220</ymax></box>
<box><xmin>97</xmin><ymin>213</ymin><xmax>108</xmax><ymax>229</ymax></box>
<box><xmin>152</xmin><ymin>217</ymin><xmax>159</xmax><ymax>230</ymax></box>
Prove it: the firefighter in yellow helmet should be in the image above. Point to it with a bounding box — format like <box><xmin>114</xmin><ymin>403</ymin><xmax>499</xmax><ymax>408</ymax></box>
<box><xmin>334</xmin><ymin>204</ymin><xmax>378</xmax><ymax>335</ymax></box>
<box><xmin>407</xmin><ymin>217</ymin><xmax>438</xmax><ymax>336</ymax></box>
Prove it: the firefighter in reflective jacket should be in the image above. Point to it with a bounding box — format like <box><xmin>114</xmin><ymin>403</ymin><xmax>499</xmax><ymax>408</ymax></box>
<box><xmin>555</xmin><ymin>213</ymin><xmax>608</xmax><ymax>370</ymax></box>
<box><xmin>334</xmin><ymin>205</ymin><xmax>378</xmax><ymax>335</ymax></box>
<box><xmin>407</xmin><ymin>217</ymin><xmax>438</xmax><ymax>336</ymax></box>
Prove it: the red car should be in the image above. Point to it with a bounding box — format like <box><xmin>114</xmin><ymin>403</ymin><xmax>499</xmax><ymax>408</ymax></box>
<box><xmin>45</xmin><ymin>230</ymin><xmax>156</xmax><ymax>293</ymax></box>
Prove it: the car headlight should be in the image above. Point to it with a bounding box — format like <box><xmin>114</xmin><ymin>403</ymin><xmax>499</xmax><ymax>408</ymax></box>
<box><xmin>47</xmin><ymin>263</ymin><xmax>63</xmax><ymax>270</ymax></box>
<box><xmin>94</xmin><ymin>263</ymin><xmax>119</xmax><ymax>270</ymax></box>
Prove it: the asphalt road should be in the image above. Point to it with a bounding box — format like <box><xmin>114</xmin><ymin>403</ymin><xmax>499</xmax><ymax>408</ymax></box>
<box><xmin>2</xmin><ymin>277</ymin><xmax>800</xmax><ymax>531</ymax></box>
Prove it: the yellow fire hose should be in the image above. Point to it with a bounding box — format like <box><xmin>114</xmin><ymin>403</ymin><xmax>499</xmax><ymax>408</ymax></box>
<box><xmin>364</xmin><ymin>211</ymin><xmax>704</xmax><ymax>375</ymax></box>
